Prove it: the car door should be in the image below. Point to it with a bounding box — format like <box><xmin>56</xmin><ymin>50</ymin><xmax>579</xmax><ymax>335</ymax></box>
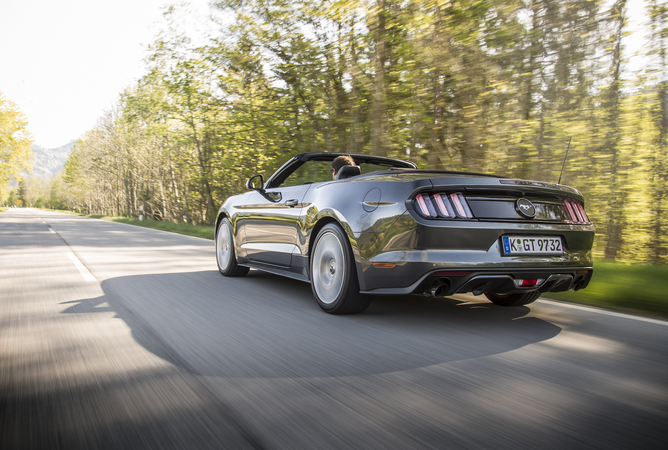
<box><xmin>237</xmin><ymin>184</ymin><xmax>312</xmax><ymax>267</ymax></box>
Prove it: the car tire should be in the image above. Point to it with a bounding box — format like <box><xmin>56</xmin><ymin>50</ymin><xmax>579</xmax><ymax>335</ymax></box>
<box><xmin>216</xmin><ymin>218</ymin><xmax>249</xmax><ymax>277</ymax></box>
<box><xmin>485</xmin><ymin>291</ymin><xmax>541</xmax><ymax>307</ymax></box>
<box><xmin>310</xmin><ymin>223</ymin><xmax>371</xmax><ymax>314</ymax></box>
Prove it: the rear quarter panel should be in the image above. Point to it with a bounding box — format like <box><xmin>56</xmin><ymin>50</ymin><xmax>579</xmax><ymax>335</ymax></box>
<box><xmin>301</xmin><ymin>174</ymin><xmax>426</xmax><ymax>289</ymax></box>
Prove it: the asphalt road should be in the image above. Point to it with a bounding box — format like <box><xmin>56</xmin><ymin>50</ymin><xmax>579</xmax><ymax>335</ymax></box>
<box><xmin>2</xmin><ymin>208</ymin><xmax>667</xmax><ymax>450</ymax></box>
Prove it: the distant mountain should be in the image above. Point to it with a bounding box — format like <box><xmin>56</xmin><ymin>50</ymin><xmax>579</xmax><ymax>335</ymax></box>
<box><xmin>30</xmin><ymin>141</ymin><xmax>75</xmax><ymax>178</ymax></box>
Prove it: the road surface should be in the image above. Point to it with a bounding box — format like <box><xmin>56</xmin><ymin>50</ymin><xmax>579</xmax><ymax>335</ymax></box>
<box><xmin>2</xmin><ymin>208</ymin><xmax>667</xmax><ymax>449</ymax></box>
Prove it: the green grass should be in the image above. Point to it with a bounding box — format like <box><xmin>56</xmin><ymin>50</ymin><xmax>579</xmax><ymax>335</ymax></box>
<box><xmin>83</xmin><ymin>214</ymin><xmax>215</xmax><ymax>240</ymax></box>
<box><xmin>544</xmin><ymin>261</ymin><xmax>668</xmax><ymax>319</ymax></box>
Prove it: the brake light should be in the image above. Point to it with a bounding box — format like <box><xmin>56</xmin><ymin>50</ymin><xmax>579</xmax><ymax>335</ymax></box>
<box><xmin>414</xmin><ymin>192</ymin><xmax>474</xmax><ymax>219</ymax></box>
<box><xmin>563</xmin><ymin>199</ymin><xmax>589</xmax><ymax>224</ymax></box>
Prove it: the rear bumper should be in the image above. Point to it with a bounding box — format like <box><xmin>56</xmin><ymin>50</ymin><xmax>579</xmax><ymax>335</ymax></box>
<box><xmin>360</xmin><ymin>266</ymin><xmax>593</xmax><ymax>296</ymax></box>
<box><xmin>355</xmin><ymin>211</ymin><xmax>595</xmax><ymax>295</ymax></box>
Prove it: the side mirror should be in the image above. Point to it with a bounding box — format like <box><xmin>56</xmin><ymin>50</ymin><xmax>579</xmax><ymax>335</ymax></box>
<box><xmin>246</xmin><ymin>174</ymin><xmax>264</xmax><ymax>191</ymax></box>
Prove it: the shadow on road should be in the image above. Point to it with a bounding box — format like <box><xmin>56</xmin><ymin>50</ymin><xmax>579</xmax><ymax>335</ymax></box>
<box><xmin>61</xmin><ymin>270</ymin><xmax>561</xmax><ymax>379</ymax></box>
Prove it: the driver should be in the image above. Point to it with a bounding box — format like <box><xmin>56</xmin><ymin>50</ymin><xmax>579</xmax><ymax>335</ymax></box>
<box><xmin>332</xmin><ymin>155</ymin><xmax>356</xmax><ymax>179</ymax></box>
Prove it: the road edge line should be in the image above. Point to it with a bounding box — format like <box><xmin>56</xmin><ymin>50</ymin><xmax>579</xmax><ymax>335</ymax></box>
<box><xmin>537</xmin><ymin>298</ymin><xmax>668</xmax><ymax>326</ymax></box>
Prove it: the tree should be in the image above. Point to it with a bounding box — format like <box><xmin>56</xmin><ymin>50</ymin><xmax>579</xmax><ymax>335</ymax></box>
<box><xmin>601</xmin><ymin>0</ymin><xmax>628</xmax><ymax>261</ymax></box>
<box><xmin>0</xmin><ymin>91</ymin><xmax>33</xmax><ymax>184</ymax></box>
<box><xmin>647</xmin><ymin>0</ymin><xmax>668</xmax><ymax>262</ymax></box>
<box><xmin>57</xmin><ymin>0</ymin><xmax>665</xmax><ymax>262</ymax></box>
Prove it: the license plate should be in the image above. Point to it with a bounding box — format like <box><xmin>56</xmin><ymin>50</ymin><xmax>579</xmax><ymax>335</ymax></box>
<box><xmin>502</xmin><ymin>236</ymin><xmax>563</xmax><ymax>255</ymax></box>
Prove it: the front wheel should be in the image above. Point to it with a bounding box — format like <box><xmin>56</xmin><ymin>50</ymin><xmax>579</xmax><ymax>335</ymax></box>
<box><xmin>485</xmin><ymin>291</ymin><xmax>541</xmax><ymax>307</ymax></box>
<box><xmin>216</xmin><ymin>218</ymin><xmax>249</xmax><ymax>277</ymax></box>
<box><xmin>310</xmin><ymin>223</ymin><xmax>371</xmax><ymax>314</ymax></box>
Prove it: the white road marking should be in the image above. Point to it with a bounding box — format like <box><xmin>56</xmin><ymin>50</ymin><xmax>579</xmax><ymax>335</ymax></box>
<box><xmin>48</xmin><ymin>227</ymin><xmax>56</xmax><ymax>234</ymax></box>
<box><xmin>67</xmin><ymin>252</ymin><xmax>97</xmax><ymax>283</ymax></box>
<box><xmin>538</xmin><ymin>298</ymin><xmax>668</xmax><ymax>326</ymax></box>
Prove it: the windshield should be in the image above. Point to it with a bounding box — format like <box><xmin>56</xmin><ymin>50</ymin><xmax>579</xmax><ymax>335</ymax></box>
<box><xmin>279</xmin><ymin>160</ymin><xmax>398</xmax><ymax>187</ymax></box>
<box><xmin>266</xmin><ymin>153</ymin><xmax>416</xmax><ymax>188</ymax></box>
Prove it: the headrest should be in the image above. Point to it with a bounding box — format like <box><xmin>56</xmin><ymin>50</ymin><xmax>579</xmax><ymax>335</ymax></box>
<box><xmin>336</xmin><ymin>165</ymin><xmax>361</xmax><ymax>180</ymax></box>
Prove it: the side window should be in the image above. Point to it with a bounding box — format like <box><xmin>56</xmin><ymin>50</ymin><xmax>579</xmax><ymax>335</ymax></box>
<box><xmin>281</xmin><ymin>160</ymin><xmax>333</xmax><ymax>187</ymax></box>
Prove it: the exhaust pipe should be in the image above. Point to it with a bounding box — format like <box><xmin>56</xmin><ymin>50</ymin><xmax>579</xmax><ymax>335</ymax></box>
<box><xmin>424</xmin><ymin>279</ymin><xmax>450</xmax><ymax>298</ymax></box>
<box><xmin>573</xmin><ymin>278</ymin><xmax>588</xmax><ymax>291</ymax></box>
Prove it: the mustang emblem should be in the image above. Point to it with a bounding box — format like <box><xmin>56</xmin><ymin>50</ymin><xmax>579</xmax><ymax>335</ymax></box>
<box><xmin>516</xmin><ymin>198</ymin><xmax>536</xmax><ymax>218</ymax></box>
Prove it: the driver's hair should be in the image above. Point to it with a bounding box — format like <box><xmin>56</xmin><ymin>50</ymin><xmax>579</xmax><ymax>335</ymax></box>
<box><xmin>332</xmin><ymin>155</ymin><xmax>356</xmax><ymax>173</ymax></box>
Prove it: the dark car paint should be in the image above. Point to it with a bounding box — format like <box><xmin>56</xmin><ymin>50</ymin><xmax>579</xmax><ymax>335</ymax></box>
<box><xmin>216</xmin><ymin>153</ymin><xmax>595</xmax><ymax>297</ymax></box>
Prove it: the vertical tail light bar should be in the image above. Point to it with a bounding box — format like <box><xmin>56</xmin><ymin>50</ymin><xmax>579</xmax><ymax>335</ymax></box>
<box><xmin>449</xmin><ymin>193</ymin><xmax>473</xmax><ymax>218</ymax></box>
<box><xmin>575</xmin><ymin>202</ymin><xmax>589</xmax><ymax>223</ymax></box>
<box><xmin>449</xmin><ymin>193</ymin><xmax>465</xmax><ymax>217</ymax></box>
<box><xmin>563</xmin><ymin>199</ymin><xmax>576</xmax><ymax>222</ymax></box>
<box><xmin>415</xmin><ymin>193</ymin><xmax>430</xmax><ymax>216</ymax></box>
<box><xmin>415</xmin><ymin>193</ymin><xmax>437</xmax><ymax>217</ymax></box>
<box><xmin>434</xmin><ymin>194</ymin><xmax>455</xmax><ymax>217</ymax></box>
<box><xmin>571</xmin><ymin>202</ymin><xmax>584</xmax><ymax>223</ymax></box>
<box><xmin>458</xmin><ymin>193</ymin><xmax>474</xmax><ymax>218</ymax></box>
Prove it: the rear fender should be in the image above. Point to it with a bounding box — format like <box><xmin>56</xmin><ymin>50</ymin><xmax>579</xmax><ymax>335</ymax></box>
<box><xmin>305</xmin><ymin>208</ymin><xmax>368</xmax><ymax>291</ymax></box>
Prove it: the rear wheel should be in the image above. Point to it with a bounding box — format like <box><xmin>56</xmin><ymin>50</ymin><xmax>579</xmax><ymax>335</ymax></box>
<box><xmin>310</xmin><ymin>223</ymin><xmax>371</xmax><ymax>314</ymax></box>
<box><xmin>485</xmin><ymin>291</ymin><xmax>541</xmax><ymax>307</ymax></box>
<box><xmin>216</xmin><ymin>218</ymin><xmax>249</xmax><ymax>277</ymax></box>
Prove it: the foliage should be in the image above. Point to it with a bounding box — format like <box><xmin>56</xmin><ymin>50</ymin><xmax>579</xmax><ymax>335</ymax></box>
<box><xmin>55</xmin><ymin>0</ymin><xmax>667</xmax><ymax>262</ymax></box>
<box><xmin>0</xmin><ymin>91</ymin><xmax>33</xmax><ymax>184</ymax></box>
<box><xmin>14</xmin><ymin>173</ymin><xmax>71</xmax><ymax>210</ymax></box>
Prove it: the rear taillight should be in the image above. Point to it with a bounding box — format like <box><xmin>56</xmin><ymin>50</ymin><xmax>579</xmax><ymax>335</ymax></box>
<box><xmin>414</xmin><ymin>192</ymin><xmax>474</xmax><ymax>219</ymax></box>
<box><xmin>563</xmin><ymin>199</ymin><xmax>589</xmax><ymax>224</ymax></box>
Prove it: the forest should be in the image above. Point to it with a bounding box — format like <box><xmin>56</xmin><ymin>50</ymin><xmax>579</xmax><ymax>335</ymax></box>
<box><xmin>13</xmin><ymin>0</ymin><xmax>668</xmax><ymax>263</ymax></box>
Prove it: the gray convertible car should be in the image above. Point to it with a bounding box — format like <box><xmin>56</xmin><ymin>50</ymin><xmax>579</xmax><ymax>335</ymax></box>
<box><xmin>215</xmin><ymin>152</ymin><xmax>594</xmax><ymax>314</ymax></box>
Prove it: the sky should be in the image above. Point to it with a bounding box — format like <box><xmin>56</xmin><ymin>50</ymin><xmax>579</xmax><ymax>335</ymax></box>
<box><xmin>0</xmin><ymin>0</ymin><xmax>652</xmax><ymax>150</ymax></box>
<box><xmin>0</xmin><ymin>0</ymin><xmax>219</xmax><ymax>148</ymax></box>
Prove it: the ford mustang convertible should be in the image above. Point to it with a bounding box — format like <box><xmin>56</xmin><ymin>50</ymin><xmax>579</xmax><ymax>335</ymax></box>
<box><xmin>215</xmin><ymin>152</ymin><xmax>594</xmax><ymax>314</ymax></box>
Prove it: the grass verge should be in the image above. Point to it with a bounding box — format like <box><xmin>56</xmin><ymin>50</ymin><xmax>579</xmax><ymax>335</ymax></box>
<box><xmin>83</xmin><ymin>214</ymin><xmax>215</xmax><ymax>240</ymax></box>
<box><xmin>46</xmin><ymin>209</ymin><xmax>668</xmax><ymax>320</ymax></box>
<box><xmin>544</xmin><ymin>261</ymin><xmax>668</xmax><ymax>320</ymax></box>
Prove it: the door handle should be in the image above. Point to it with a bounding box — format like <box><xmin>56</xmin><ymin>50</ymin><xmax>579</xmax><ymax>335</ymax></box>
<box><xmin>285</xmin><ymin>199</ymin><xmax>299</xmax><ymax>207</ymax></box>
